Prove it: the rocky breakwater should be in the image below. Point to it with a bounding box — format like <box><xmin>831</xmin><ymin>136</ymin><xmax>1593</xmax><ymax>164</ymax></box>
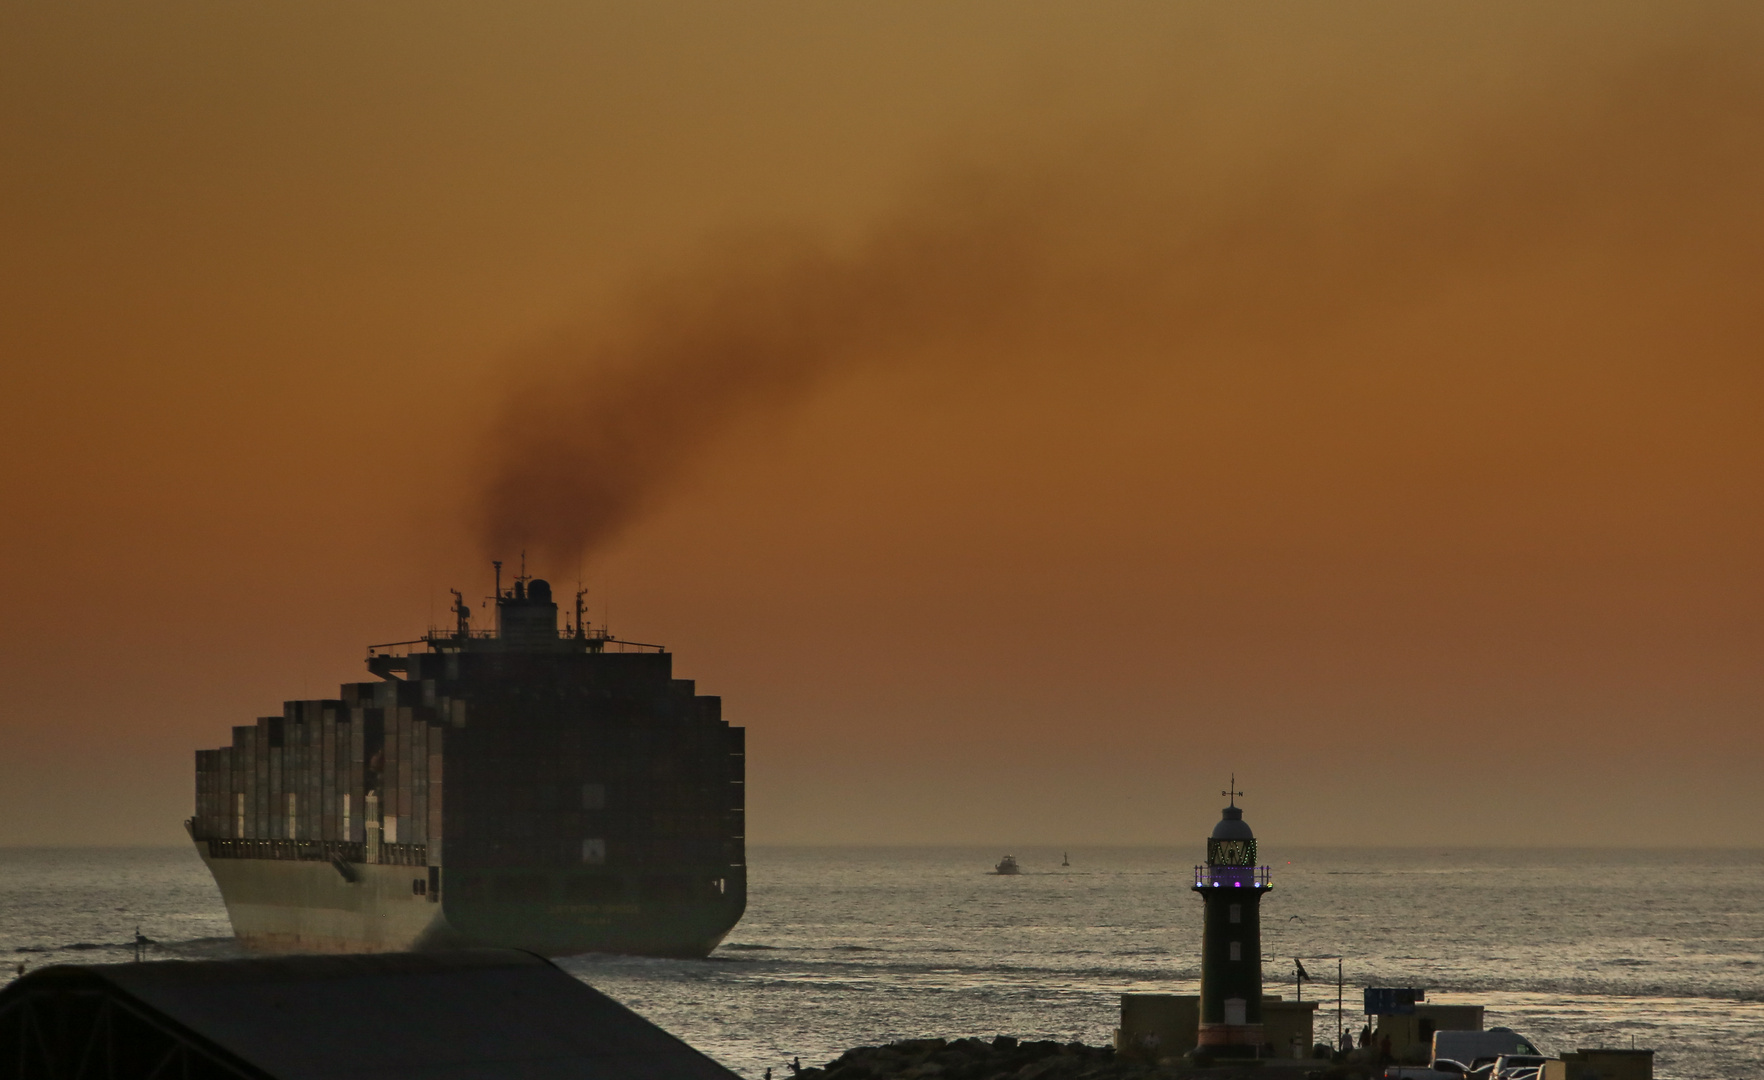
<box><xmin>795</xmin><ymin>1037</ymin><xmax>1351</xmax><ymax>1080</ymax></box>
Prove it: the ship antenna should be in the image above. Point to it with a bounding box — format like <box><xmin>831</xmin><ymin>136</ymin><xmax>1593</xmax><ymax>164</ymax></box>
<box><xmin>450</xmin><ymin>588</ymin><xmax>470</xmax><ymax>638</ymax></box>
<box><xmin>575</xmin><ymin>584</ymin><xmax>587</xmax><ymax>641</ymax></box>
<box><xmin>493</xmin><ymin>560</ymin><xmax>502</xmax><ymax>601</ymax></box>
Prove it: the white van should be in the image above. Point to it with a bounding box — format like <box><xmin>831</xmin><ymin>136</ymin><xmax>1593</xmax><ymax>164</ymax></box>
<box><xmin>1432</xmin><ymin>1028</ymin><xmax>1541</xmax><ymax>1069</ymax></box>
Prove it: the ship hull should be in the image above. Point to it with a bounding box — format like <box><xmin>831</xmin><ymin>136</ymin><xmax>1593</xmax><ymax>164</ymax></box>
<box><xmin>198</xmin><ymin>846</ymin><xmax>458</xmax><ymax>954</ymax></box>
<box><xmin>197</xmin><ymin>843</ymin><xmax>744</xmax><ymax>958</ymax></box>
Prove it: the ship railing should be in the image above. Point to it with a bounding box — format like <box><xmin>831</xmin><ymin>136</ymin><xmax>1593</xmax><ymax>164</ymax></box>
<box><xmin>588</xmin><ymin>637</ymin><xmax>668</xmax><ymax>653</ymax></box>
<box><xmin>1193</xmin><ymin>864</ymin><xmax>1272</xmax><ymax>888</ymax></box>
<box><xmin>364</xmin><ymin>630</ymin><xmax>670</xmax><ymax>657</ymax></box>
<box><xmin>419</xmin><ymin>630</ymin><xmax>499</xmax><ymax>644</ymax></box>
<box><xmin>374</xmin><ymin>842</ymin><xmax>429</xmax><ymax>867</ymax></box>
<box><xmin>368</xmin><ymin>633</ymin><xmax>494</xmax><ymax>656</ymax></box>
<box><xmin>201</xmin><ymin>837</ymin><xmax>431</xmax><ymax>866</ymax></box>
<box><xmin>204</xmin><ymin>838</ymin><xmax>365</xmax><ymax>863</ymax></box>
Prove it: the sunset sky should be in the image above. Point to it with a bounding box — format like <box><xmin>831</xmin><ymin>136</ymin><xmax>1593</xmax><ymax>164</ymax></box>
<box><xmin>3</xmin><ymin>2</ymin><xmax>1761</xmax><ymax>847</ymax></box>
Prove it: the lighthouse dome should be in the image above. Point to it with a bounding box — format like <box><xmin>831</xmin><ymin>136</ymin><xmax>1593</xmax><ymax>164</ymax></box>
<box><xmin>1210</xmin><ymin>806</ymin><xmax>1255</xmax><ymax>840</ymax></box>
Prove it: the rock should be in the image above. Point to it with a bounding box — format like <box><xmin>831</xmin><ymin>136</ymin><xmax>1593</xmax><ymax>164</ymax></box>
<box><xmin>1016</xmin><ymin>1055</ymin><xmax>1082</xmax><ymax>1080</ymax></box>
<box><xmin>802</xmin><ymin>1036</ymin><xmax>1338</xmax><ymax>1080</ymax></box>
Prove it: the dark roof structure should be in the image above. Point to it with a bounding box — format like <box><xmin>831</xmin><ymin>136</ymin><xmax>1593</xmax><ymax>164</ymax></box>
<box><xmin>0</xmin><ymin>949</ymin><xmax>740</xmax><ymax>1080</ymax></box>
<box><xmin>1209</xmin><ymin>805</ymin><xmax>1254</xmax><ymax>841</ymax></box>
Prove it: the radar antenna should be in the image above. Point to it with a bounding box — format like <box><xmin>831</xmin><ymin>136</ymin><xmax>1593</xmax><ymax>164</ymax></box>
<box><xmin>450</xmin><ymin>588</ymin><xmax>471</xmax><ymax>638</ymax></box>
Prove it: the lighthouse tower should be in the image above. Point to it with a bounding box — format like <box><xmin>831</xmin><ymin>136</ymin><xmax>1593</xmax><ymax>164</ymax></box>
<box><xmin>1192</xmin><ymin>778</ymin><xmax>1271</xmax><ymax>1057</ymax></box>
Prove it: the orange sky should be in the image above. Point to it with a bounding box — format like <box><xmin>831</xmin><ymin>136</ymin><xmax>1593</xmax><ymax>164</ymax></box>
<box><xmin>3</xmin><ymin>2</ymin><xmax>1761</xmax><ymax>847</ymax></box>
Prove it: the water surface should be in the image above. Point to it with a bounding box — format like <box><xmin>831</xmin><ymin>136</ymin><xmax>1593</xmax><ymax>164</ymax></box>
<box><xmin>2</xmin><ymin>846</ymin><xmax>1756</xmax><ymax>1079</ymax></box>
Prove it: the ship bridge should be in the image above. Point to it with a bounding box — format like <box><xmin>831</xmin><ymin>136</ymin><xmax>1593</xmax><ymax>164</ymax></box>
<box><xmin>365</xmin><ymin>575</ymin><xmax>663</xmax><ymax>680</ymax></box>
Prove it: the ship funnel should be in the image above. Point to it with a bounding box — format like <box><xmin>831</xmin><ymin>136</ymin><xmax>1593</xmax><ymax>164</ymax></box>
<box><xmin>497</xmin><ymin>576</ymin><xmax>559</xmax><ymax>644</ymax></box>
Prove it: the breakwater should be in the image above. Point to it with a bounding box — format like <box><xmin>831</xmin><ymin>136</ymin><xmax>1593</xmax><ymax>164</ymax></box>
<box><xmin>795</xmin><ymin>1037</ymin><xmax>1348</xmax><ymax>1080</ymax></box>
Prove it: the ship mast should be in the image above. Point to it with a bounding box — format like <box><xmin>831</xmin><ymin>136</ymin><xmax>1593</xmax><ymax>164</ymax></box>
<box><xmin>450</xmin><ymin>589</ymin><xmax>471</xmax><ymax>639</ymax></box>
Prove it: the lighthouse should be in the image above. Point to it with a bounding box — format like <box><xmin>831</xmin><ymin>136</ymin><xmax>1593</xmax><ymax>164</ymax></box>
<box><xmin>1192</xmin><ymin>778</ymin><xmax>1271</xmax><ymax>1057</ymax></box>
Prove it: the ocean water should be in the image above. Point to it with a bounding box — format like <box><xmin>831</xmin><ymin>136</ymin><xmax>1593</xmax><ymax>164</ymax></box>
<box><xmin>1</xmin><ymin>846</ymin><xmax>1758</xmax><ymax>1079</ymax></box>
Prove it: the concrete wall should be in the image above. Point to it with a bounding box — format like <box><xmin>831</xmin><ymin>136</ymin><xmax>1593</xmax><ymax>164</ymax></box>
<box><xmin>1116</xmin><ymin>994</ymin><xmax>1198</xmax><ymax>1062</ymax></box>
<box><xmin>1261</xmin><ymin>997</ymin><xmax>1321</xmax><ymax>1059</ymax></box>
<box><xmin>1118</xmin><ymin>992</ymin><xmax>1323</xmax><ymax>1062</ymax></box>
<box><xmin>1376</xmin><ymin>1003</ymin><xmax>1485</xmax><ymax>1062</ymax></box>
<box><xmin>1562</xmin><ymin>1049</ymin><xmax>1653</xmax><ymax>1080</ymax></box>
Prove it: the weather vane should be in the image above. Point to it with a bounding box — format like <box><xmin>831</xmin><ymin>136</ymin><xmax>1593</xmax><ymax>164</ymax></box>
<box><xmin>1222</xmin><ymin>773</ymin><xmax>1243</xmax><ymax>807</ymax></box>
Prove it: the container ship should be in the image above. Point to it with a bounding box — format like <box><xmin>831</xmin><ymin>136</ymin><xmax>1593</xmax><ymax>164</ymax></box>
<box><xmin>189</xmin><ymin>566</ymin><xmax>746</xmax><ymax>957</ymax></box>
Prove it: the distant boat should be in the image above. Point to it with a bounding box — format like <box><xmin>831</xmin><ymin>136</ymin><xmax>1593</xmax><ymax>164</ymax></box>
<box><xmin>994</xmin><ymin>855</ymin><xmax>1020</xmax><ymax>875</ymax></box>
<box><xmin>1062</xmin><ymin>852</ymin><xmax>1070</xmax><ymax>867</ymax></box>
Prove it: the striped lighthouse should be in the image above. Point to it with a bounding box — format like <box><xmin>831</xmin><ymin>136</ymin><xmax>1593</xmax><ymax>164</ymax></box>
<box><xmin>1192</xmin><ymin>778</ymin><xmax>1271</xmax><ymax>1058</ymax></box>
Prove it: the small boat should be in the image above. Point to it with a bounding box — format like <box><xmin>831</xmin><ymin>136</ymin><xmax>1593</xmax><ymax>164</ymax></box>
<box><xmin>995</xmin><ymin>855</ymin><xmax>1020</xmax><ymax>875</ymax></box>
<box><xmin>1061</xmin><ymin>851</ymin><xmax>1070</xmax><ymax>867</ymax></box>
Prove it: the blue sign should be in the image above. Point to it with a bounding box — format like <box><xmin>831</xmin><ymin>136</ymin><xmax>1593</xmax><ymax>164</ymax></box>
<box><xmin>1364</xmin><ymin>987</ymin><xmax>1426</xmax><ymax>1015</ymax></box>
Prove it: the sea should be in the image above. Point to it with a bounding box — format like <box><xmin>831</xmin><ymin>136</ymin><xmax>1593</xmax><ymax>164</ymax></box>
<box><xmin>0</xmin><ymin>846</ymin><xmax>1758</xmax><ymax>1079</ymax></box>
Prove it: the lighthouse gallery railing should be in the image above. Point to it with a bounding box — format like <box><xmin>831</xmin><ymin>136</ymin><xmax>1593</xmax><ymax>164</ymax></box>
<box><xmin>1193</xmin><ymin>865</ymin><xmax>1272</xmax><ymax>888</ymax></box>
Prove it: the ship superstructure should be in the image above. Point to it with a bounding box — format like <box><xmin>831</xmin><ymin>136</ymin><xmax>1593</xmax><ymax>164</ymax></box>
<box><xmin>190</xmin><ymin>567</ymin><xmax>746</xmax><ymax>957</ymax></box>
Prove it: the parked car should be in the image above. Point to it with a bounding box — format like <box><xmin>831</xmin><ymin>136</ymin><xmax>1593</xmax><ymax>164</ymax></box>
<box><xmin>1384</xmin><ymin>1063</ymin><xmax>1470</xmax><ymax>1080</ymax></box>
<box><xmin>1491</xmin><ymin>1055</ymin><xmax>1551</xmax><ymax>1080</ymax></box>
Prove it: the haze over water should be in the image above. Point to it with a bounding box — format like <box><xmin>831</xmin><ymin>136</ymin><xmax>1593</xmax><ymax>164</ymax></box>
<box><xmin>3</xmin><ymin>846</ymin><xmax>1758</xmax><ymax>1080</ymax></box>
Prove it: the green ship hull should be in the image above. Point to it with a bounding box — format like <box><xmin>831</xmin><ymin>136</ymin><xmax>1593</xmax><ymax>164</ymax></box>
<box><xmin>195</xmin><ymin>840</ymin><xmax>745</xmax><ymax>957</ymax></box>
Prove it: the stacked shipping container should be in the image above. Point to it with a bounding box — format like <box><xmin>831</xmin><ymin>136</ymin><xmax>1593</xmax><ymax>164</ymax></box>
<box><xmin>193</xmin><ymin>681</ymin><xmax>440</xmax><ymax>867</ymax></box>
<box><xmin>193</xmin><ymin>659</ymin><xmax>742</xmax><ymax>884</ymax></box>
<box><xmin>190</xmin><ymin>684</ymin><xmax>441</xmax><ymax>868</ymax></box>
